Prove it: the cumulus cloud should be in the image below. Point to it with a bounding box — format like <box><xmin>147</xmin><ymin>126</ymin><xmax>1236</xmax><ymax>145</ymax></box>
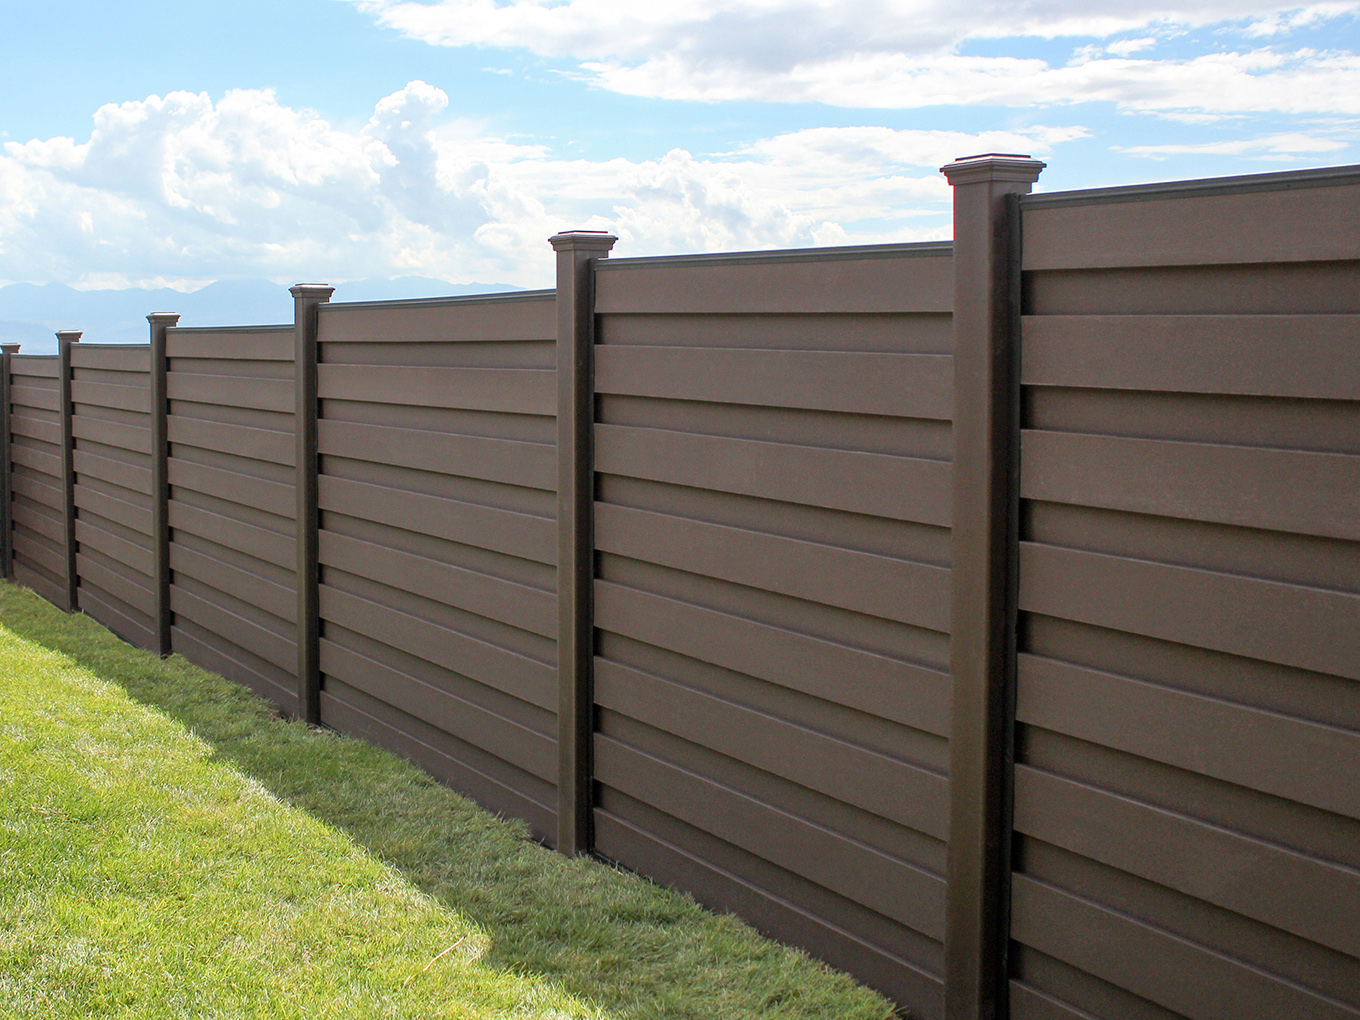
<box><xmin>0</xmin><ymin>84</ymin><xmax>1085</xmax><ymax>289</ymax></box>
<box><xmin>351</xmin><ymin>0</ymin><xmax>1360</xmax><ymax>115</ymax></box>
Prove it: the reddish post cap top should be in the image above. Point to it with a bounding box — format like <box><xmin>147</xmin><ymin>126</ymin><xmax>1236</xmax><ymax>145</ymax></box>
<box><xmin>549</xmin><ymin>230</ymin><xmax>618</xmax><ymax>253</ymax></box>
<box><xmin>55</xmin><ymin>330</ymin><xmax>82</xmax><ymax>343</ymax></box>
<box><xmin>1</xmin><ymin>343</ymin><xmax>20</xmax><ymax>354</ymax></box>
<box><xmin>940</xmin><ymin>153</ymin><xmax>1046</xmax><ymax>186</ymax></box>
<box><xmin>290</xmin><ymin>284</ymin><xmax>335</xmax><ymax>300</ymax></box>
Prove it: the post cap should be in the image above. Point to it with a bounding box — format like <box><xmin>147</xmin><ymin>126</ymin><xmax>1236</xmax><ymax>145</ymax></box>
<box><xmin>1</xmin><ymin>343</ymin><xmax>20</xmax><ymax>354</ymax></box>
<box><xmin>147</xmin><ymin>312</ymin><xmax>181</xmax><ymax>325</ymax></box>
<box><xmin>290</xmin><ymin>284</ymin><xmax>335</xmax><ymax>300</ymax></box>
<box><xmin>940</xmin><ymin>153</ymin><xmax>1046</xmax><ymax>186</ymax></box>
<box><xmin>55</xmin><ymin>330</ymin><xmax>82</xmax><ymax>343</ymax></box>
<box><xmin>549</xmin><ymin>230</ymin><xmax>618</xmax><ymax>253</ymax></box>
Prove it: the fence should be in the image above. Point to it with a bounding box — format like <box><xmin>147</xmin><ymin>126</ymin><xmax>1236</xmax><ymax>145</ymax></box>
<box><xmin>1</xmin><ymin>157</ymin><xmax>1356</xmax><ymax>1020</ymax></box>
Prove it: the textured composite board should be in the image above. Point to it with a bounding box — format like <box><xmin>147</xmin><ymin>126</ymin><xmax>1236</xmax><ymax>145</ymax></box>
<box><xmin>589</xmin><ymin>246</ymin><xmax>955</xmax><ymax>1016</ymax></box>
<box><xmin>164</xmin><ymin>326</ymin><xmax>299</xmax><ymax>714</ymax></box>
<box><xmin>1008</xmin><ymin>175</ymin><xmax>1360</xmax><ymax>1020</ymax></box>
<box><xmin>312</xmin><ymin>293</ymin><xmax>561</xmax><ymax>843</ymax></box>
<box><xmin>69</xmin><ymin>344</ymin><xmax>155</xmax><ymax>647</ymax></box>
<box><xmin>8</xmin><ymin>355</ymin><xmax>66</xmax><ymax>607</ymax></box>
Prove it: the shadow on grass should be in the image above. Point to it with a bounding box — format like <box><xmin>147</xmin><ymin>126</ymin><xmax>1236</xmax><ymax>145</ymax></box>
<box><xmin>0</xmin><ymin>584</ymin><xmax>894</xmax><ymax>1020</ymax></box>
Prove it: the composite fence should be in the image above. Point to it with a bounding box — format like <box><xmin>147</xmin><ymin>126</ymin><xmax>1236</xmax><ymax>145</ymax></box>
<box><xmin>2</xmin><ymin>158</ymin><xmax>1357</xmax><ymax>1020</ymax></box>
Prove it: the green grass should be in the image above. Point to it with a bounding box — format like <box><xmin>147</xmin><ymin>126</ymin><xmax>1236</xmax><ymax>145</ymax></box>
<box><xmin>0</xmin><ymin>581</ymin><xmax>895</xmax><ymax>1019</ymax></box>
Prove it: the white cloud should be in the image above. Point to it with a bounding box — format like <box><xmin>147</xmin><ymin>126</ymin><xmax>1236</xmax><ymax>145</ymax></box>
<box><xmin>1117</xmin><ymin>130</ymin><xmax>1354</xmax><ymax>157</ymax></box>
<box><xmin>351</xmin><ymin>0</ymin><xmax>1360</xmax><ymax>115</ymax></box>
<box><xmin>0</xmin><ymin>84</ymin><xmax>1087</xmax><ymax>289</ymax></box>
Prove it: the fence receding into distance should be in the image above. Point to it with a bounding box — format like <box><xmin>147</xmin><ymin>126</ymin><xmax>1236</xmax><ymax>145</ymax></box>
<box><xmin>2</xmin><ymin>158</ymin><xmax>1357</xmax><ymax>1020</ymax></box>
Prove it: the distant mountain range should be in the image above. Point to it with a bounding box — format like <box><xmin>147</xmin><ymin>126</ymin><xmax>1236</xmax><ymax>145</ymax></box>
<box><xmin>0</xmin><ymin>277</ymin><xmax>523</xmax><ymax>355</ymax></box>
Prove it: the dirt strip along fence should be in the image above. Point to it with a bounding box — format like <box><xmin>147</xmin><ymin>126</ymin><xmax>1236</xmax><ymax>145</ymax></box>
<box><xmin>1</xmin><ymin>158</ymin><xmax>1356</xmax><ymax>1020</ymax></box>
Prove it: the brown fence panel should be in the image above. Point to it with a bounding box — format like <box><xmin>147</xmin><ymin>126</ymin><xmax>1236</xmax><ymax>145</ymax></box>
<box><xmin>165</xmin><ymin>326</ymin><xmax>298</xmax><ymax>713</ymax></box>
<box><xmin>8</xmin><ymin>355</ymin><xmax>66</xmax><ymax>607</ymax></box>
<box><xmin>70</xmin><ymin>343</ymin><xmax>154</xmax><ymax>648</ymax></box>
<box><xmin>313</xmin><ymin>294</ymin><xmax>560</xmax><ymax>842</ymax></box>
<box><xmin>590</xmin><ymin>245</ymin><xmax>955</xmax><ymax>1015</ymax></box>
<box><xmin>1009</xmin><ymin>169</ymin><xmax>1360</xmax><ymax>1019</ymax></box>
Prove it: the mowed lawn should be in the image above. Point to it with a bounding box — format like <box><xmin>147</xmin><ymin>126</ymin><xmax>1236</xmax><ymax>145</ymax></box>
<box><xmin>0</xmin><ymin>582</ymin><xmax>894</xmax><ymax>1019</ymax></box>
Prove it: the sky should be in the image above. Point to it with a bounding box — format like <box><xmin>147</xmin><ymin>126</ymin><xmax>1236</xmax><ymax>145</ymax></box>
<box><xmin>1</xmin><ymin>0</ymin><xmax>1358</xmax><ymax>337</ymax></box>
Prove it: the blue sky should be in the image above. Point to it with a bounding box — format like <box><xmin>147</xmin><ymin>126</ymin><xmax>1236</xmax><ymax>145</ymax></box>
<box><xmin>2</xmin><ymin>0</ymin><xmax>1358</xmax><ymax>308</ymax></box>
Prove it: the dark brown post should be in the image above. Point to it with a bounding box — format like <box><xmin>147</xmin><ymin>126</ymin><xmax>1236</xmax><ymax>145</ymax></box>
<box><xmin>1</xmin><ymin>343</ymin><xmax>19</xmax><ymax>580</ymax></box>
<box><xmin>940</xmin><ymin>153</ymin><xmax>1044</xmax><ymax>1020</ymax></box>
<box><xmin>57</xmin><ymin>329</ymin><xmax>81</xmax><ymax>612</ymax></box>
<box><xmin>148</xmin><ymin>313</ymin><xmax>179</xmax><ymax>656</ymax></box>
<box><xmin>550</xmin><ymin>229</ymin><xmax>616</xmax><ymax>854</ymax></box>
<box><xmin>292</xmin><ymin>284</ymin><xmax>333</xmax><ymax>724</ymax></box>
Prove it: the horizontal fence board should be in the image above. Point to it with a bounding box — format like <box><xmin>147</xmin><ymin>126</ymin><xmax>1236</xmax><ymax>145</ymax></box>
<box><xmin>318</xmin><ymin>420</ymin><xmax>554</xmax><ymax>490</ymax></box>
<box><xmin>318</xmin><ymin>295</ymin><xmax>555</xmax><ymax>343</ymax></box>
<box><xmin>71</xmin><ymin>345</ymin><xmax>149</xmax><ymax>372</ymax></box>
<box><xmin>595</xmin><ymin>657</ymin><xmax>947</xmax><ymax>835</ymax></box>
<box><xmin>11</xmin><ymin>384</ymin><xmax>60</xmax><ymax>413</ymax></box>
<box><xmin>71</xmin><ymin>416</ymin><xmax>150</xmax><ymax>457</ymax></box>
<box><xmin>1022</xmin><ymin>314</ymin><xmax>1360</xmax><ymax>400</ymax></box>
<box><xmin>170</xmin><ymin>623</ymin><xmax>297</xmax><ymax>713</ymax></box>
<box><xmin>167</xmin><ymin>372</ymin><xmax>293</xmax><ymax>413</ymax></box>
<box><xmin>318</xmin><ymin>530</ymin><xmax>555</xmax><ymax>638</ymax></box>
<box><xmin>12</xmin><ymin>489</ymin><xmax>63</xmax><ymax>527</ymax></box>
<box><xmin>168</xmin><ymin>460</ymin><xmax>294</xmax><ymax>519</ymax></box>
<box><xmin>1017</xmin><ymin>654</ymin><xmax>1360</xmax><ymax>820</ymax></box>
<box><xmin>164</xmin><ymin>328</ymin><xmax>292</xmax><ymax>361</ymax></box>
<box><xmin>73</xmin><ymin>449</ymin><xmax>151</xmax><ymax>494</ymax></box>
<box><xmin>10</xmin><ymin>412</ymin><xmax>62</xmax><ymax>445</ymax></box>
<box><xmin>11</xmin><ymin>358</ymin><xmax>60</xmax><ymax>379</ymax></box>
<box><xmin>318</xmin><ymin>584</ymin><xmax>555</xmax><ymax>711</ymax></box>
<box><xmin>1019</xmin><ymin>542</ymin><xmax>1360</xmax><ymax>681</ymax></box>
<box><xmin>167</xmin><ymin>415</ymin><xmax>294</xmax><ymax>467</ymax></box>
<box><xmin>75</xmin><ymin>551</ymin><xmax>154</xmax><ymax>617</ymax></box>
<box><xmin>78</xmin><ymin>584</ymin><xmax>155</xmax><ymax>650</ymax></box>
<box><xmin>1022</xmin><ymin>180</ymin><xmax>1360</xmax><ymax>270</ymax></box>
<box><xmin>14</xmin><ymin>527</ymin><xmax>66</xmax><ymax>581</ymax></box>
<box><xmin>75</xmin><ymin>518</ymin><xmax>152</xmax><ymax>576</ymax></box>
<box><xmin>74</xmin><ymin>486</ymin><xmax>152</xmax><ymax>536</ymax></box>
<box><xmin>167</xmin><ymin>501</ymin><xmax>294</xmax><ymax>572</ymax></box>
<box><xmin>13</xmin><ymin>561</ymin><xmax>64</xmax><ymax>604</ymax></box>
<box><xmin>317</xmin><ymin>364</ymin><xmax>555</xmax><ymax>416</ymax></box>
<box><xmin>596</xmin><ymin>252</ymin><xmax>953</xmax><ymax>314</ymax></box>
<box><xmin>170</xmin><ymin>544</ymin><xmax>295</xmax><ymax>624</ymax></box>
<box><xmin>317</xmin><ymin>475</ymin><xmax>554</xmax><ymax>565</ymax></box>
<box><xmin>595</xmin><ymin>501</ymin><xmax>949</xmax><ymax>630</ymax></box>
<box><xmin>70</xmin><ymin>379</ymin><xmax>150</xmax><ymax>414</ymax></box>
<box><xmin>596</xmin><ymin>734</ymin><xmax>946</xmax><ymax>937</ymax></box>
<box><xmin>170</xmin><ymin>585</ymin><xmax>295</xmax><ymax>675</ymax></box>
<box><xmin>595</xmin><ymin>580</ymin><xmax>950</xmax><ymax>734</ymax></box>
<box><xmin>11</xmin><ymin>444</ymin><xmax>60</xmax><ymax>478</ymax></box>
<box><xmin>13</xmin><ymin>499</ymin><xmax>63</xmax><ymax>544</ymax></box>
<box><xmin>317</xmin><ymin>683</ymin><xmax>556</xmax><ymax>843</ymax></box>
<box><xmin>1014</xmin><ymin>766</ymin><xmax>1360</xmax><ymax>957</ymax></box>
<box><xmin>593</xmin><ymin>809</ymin><xmax>945</xmax><ymax>1018</ymax></box>
<box><xmin>594</xmin><ymin>346</ymin><xmax>953</xmax><ymax>419</ymax></box>
<box><xmin>1010</xmin><ymin>875</ymin><xmax>1359</xmax><ymax>1020</ymax></box>
<box><xmin>595</xmin><ymin>424</ymin><xmax>951</xmax><ymax>525</ymax></box>
<box><xmin>320</xmin><ymin>638</ymin><xmax>555</xmax><ymax>782</ymax></box>
<box><xmin>1022</xmin><ymin>430</ymin><xmax>1360</xmax><ymax>542</ymax></box>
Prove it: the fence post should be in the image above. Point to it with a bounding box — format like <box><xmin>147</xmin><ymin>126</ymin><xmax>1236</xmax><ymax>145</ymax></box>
<box><xmin>147</xmin><ymin>313</ymin><xmax>179</xmax><ymax>656</ymax></box>
<box><xmin>1</xmin><ymin>343</ymin><xmax>18</xmax><ymax>581</ymax></box>
<box><xmin>549</xmin><ymin>229</ymin><xmax>616</xmax><ymax>855</ymax></box>
<box><xmin>57</xmin><ymin>329</ymin><xmax>81</xmax><ymax>613</ymax></box>
<box><xmin>292</xmin><ymin>284</ymin><xmax>334</xmax><ymax>724</ymax></box>
<box><xmin>940</xmin><ymin>153</ymin><xmax>1044</xmax><ymax>1020</ymax></box>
